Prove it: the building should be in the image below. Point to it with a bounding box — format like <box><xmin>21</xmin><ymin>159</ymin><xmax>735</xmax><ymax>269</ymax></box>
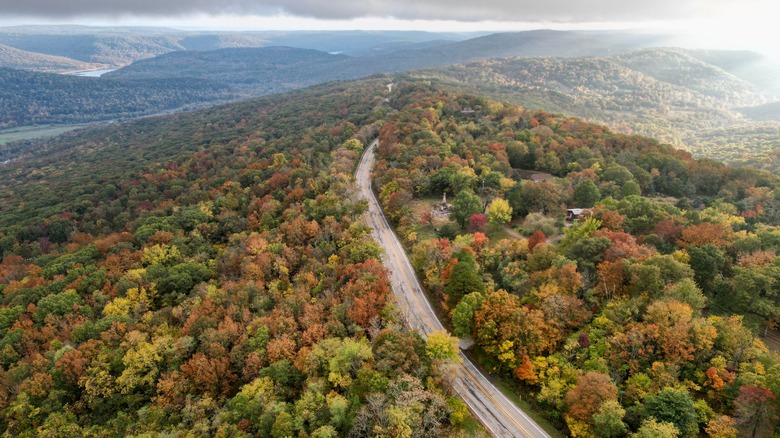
<box><xmin>566</xmin><ymin>208</ymin><xmax>592</xmax><ymax>221</ymax></box>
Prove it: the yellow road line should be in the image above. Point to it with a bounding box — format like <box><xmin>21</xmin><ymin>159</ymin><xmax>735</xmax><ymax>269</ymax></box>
<box><xmin>458</xmin><ymin>362</ymin><xmax>532</xmax><ymax>437</ymax></box>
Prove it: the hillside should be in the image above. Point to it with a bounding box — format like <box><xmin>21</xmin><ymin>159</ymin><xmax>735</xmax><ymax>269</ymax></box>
<box><xmin>610</xmin><ymin>48</ymin><xmax>764</xmax><ymax>105</ymax></box>
<box><xmin>412</xmin><ymin>50</ymin><xmax>780</xmax><ymax>167</ymax></box>
<box><xmin>738</xmin><ymin>101</ymin><xmax>780</xmax><ymax>121</ymax></box>
<box><xmin>105</xmin><ymin>31</ymin><xmax>658</xmax><ymax>83</ymax></box>
<box><xmin>687</xmin><ymin>48</ymin><xmax>780</xmax><ymax>95</ymax></box>
<box><xmin>0</xmin><ymin>67</ymin><xmax>237</xmax><ymax>129</ymax></box>
<box><xmin>106</xmin><ymin>47</ymin><xmax>354</xmax><ymax>94</ymax></box>
<box><xmin>105</xmin><ymin>39</ymin><xmax>776</xmax><ymax>157</ymax></box>
<box><xmin>0</xmin><ymin>33</ymin><xmax>184</xmax><ymax>65</ymax></box>
<box><xmin>0</xmin><ymin>77</ymin><xmax>478</xmax><ymax>437</ymax></box>
<box><xmin>0</xmin><ymin>26</ymin><xmax>479</xmax><ymax>67</ymax></box>
<box><xmin>6</xmin><ymin>27</ymin><xmax>780</xmax><ymax>172</ymax></box>
<box><xmin>0</xmin><ymin>44</ymin><xmax>104</xmax><ymax>72</ymax></box>
<box><xmin>3</xmin><ymin>77</ymin><xmax>780</xmax><ymax>436</ymax></box>
<box><xmin>371</xmin><ymin>80</ymin><xmax>780</xmax><ymax>436</ymax></box>
<box><xmin>102</xmin><ymin>31</ymin><xmax>671</xmax><ymax>103</ymax></box>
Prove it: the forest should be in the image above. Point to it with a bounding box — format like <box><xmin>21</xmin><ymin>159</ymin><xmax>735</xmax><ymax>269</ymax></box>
<box><xmin>0</xmin><ymin>78</ymin><xmax>471</xmax><ymax>437</ymax></box>
<box><xmin>0</xmin><ymin>67</ymin><xmax>237</xmax><ymax>129</ymax></box>
<box><xmin>4</xmin><ymin>73</ymin><xmax>780</xmax><ymax>436</ymax></box>
<box><xmin>371</xmin><ymin>81</ymin><xmax>780</xmax><ymax>437</ymax></box>
<box><xmin>411</xmin><ymin>50</ymin><xmax>780</xmax><ymax>173</ymax></box>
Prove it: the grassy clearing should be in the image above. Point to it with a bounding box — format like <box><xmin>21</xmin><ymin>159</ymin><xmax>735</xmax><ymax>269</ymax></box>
<box><xmin>0</xmin><ymin>124</ymin><xmax>87</xmax><ymax>145</ymax></box>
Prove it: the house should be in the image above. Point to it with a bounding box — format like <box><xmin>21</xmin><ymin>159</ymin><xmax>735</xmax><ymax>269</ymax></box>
<box><xmin>566</xmin><ymin>208</ymin><xmax>592</xmax><ymax>221</ymax></box>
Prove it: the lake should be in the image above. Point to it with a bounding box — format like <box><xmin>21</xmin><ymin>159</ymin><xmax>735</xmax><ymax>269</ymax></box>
<box><xmin>70</xmin><ymin>68</ymin><xmax>117</xmax><ymax>77</ymax></box>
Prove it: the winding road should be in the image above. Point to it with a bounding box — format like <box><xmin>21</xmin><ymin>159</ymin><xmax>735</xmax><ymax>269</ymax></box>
<box><xmin>356</xmin><ymin>139</ymin><xmax>551</xmax><ymax>438</ymax></box>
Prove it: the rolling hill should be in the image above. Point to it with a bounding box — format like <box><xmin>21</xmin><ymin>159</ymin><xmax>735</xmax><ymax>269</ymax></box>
<box><xmin>0</xmin><ymin>43</ymin><xmax>104</xmax><ymax>72</ymax></box>
<box><xmin>105</xmin><ymin>46</ymin><xmax>354</xmax><ymax>95</ymax></box>
<box><xmin>0</xmin><ymin>67</ymin><xmax>237</xmax><ymax>129</ymax></box>
<box><xmin>5</xmin><ymin>27</ymin><xmax>780</xmax><ymax>172</ymax></box>
<box><xmin>105</xmin><ymin>31</ymin><xmax>672</xmax><ymax>95</ymax></box>
<box><xmin>0</xmin><ymin>25</ymin><xmax>479</xmax><ymax>68</ymax></box>
<box><xmin>107</xmin><ymin>41</ymin><xmax>780</xmax><ymax>168</ymax></box>
<box><xmin>409</xmin><ymin>49</ymin><xmax>780</xmax><ymax>167</ymax></box>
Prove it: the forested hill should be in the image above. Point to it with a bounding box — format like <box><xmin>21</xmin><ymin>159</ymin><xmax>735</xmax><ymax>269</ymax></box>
<box><xmin>371</xmin><ymin>81</ymin><xmax>780</xmax><ymax>437</ymax></box>
<box><xmin>0</xmin><ymin>77</ymin><xmax>477</xmax><ymax>437</ymax></box>
<box><xmin>0</xmin><ymin>44</ymin><xmax>104</xmax><ymax>73</ymax></box>
<box><xmin>106</xmin><ymin>44</ymin><xmax>780</xmax><ymax>171</ymax></box>
<box><xmin>107</xmin><ymin>30</ymin><xmax>667</xmax><ymax>85</ymax></box>
<box><xmin>412</xmin><ymin>49</ymin><xmax>780</xmax><ymax>170</ymax></box>
<box><xmin>105</xmin><ymin>46</ymin><xmax>354</xmax><ymax>94</ymax></box>
<box><xmin>0</xmin><ymin>27</ymin><xmax>653</xmax><ymax>69</ymax></box>
<box><xmin>0</xmin><ymin>31</ymin><xmax>185</xmax><ymax>65</ymax></box>
<box><xmin>0</xmin><ymin>67</ymin><xmax>237</xmax><ymax>128</ymax></box>
<box><xmin>3</xmin><ymin>76</ymin><xmax>780</xmax><ymax>436</ymax></box>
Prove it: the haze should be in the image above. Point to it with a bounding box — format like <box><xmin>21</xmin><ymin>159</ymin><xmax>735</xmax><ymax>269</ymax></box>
<box><xmin>1</xmin><ymin>0</ymin><xmax>779</xmax><ymax>58</ymax></box>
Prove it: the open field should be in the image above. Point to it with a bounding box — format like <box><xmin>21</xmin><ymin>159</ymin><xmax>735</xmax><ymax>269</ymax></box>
<box><xmin>0</xmin><ymin>123</ymin><xmax>87</xmax><ymax>145</ymax></box>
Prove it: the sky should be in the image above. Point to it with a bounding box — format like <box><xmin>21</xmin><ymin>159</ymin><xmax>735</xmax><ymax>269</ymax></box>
<box><xmin>1</xmin><ymin>0</ymin><xmax>779</xmax><ymax>56</ymax></box>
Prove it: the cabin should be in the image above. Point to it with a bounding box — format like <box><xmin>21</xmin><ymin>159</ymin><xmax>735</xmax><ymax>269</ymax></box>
<box><xmin>566</xmin><ymin>208</ymin><xmax>592</xmax><ymax>221</ymax></box>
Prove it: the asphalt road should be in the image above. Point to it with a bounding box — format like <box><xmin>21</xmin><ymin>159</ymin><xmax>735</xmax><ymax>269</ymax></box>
<box><xmin>356</xmin><ymin>139</ymin><xmax>551</xmax><ymax>438</ymax></box>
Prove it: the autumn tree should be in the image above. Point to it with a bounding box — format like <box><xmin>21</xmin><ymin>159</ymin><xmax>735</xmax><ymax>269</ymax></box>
<box><xmin>634</xmin><ymin>418</ymin><xmax>680</xmax><ymax>438</ymax></box>
<box><xmin>573</xmin><ymin>180</ymin><xmax>601</xmax><ymax>207</ymax></box>
<box><xmin>565</xmin><ymin>372</ymin><xmax>618</xmax><ymax>425</ymax></box>
<box><xmin>425</xmin><ymin>330</ymin><xmax>461</xmax><ymax>363</ymax></box>
<box><xmin>528</xmin><ymin>230</ymin><xmax>547</xmax><ymax>252</ymax></box>
<box><xmin>644</xmin><ymin>388</ymin><xmax>699</xmax><ymax>437</ymax></box>
<box><xmin>451</xmin><ymin>189</ymin><xmax>483</xmax><ymax>228</ymax></box>
<box><xmin>486</xmin><ymin>198</ymin><xmax>513</xmax><ymax>232</ymax></box>
<box><xmin>593</xmin><ymin>400</ymin><xmax>627</xmax><ymax>437</ymax></box>
<box><xmin>445</xmin><ymin>250</ymin><xmax>484</xmax><ymax>308</ymax></box>
<box><xmin>733</xmin><ymin>386</ymin><xmax>778</xmax><ymax>438</ymax></box>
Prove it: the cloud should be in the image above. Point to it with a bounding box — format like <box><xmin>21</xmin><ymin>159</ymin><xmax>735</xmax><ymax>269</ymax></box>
<box><xmin>0</xmin><ymin>0</ymin><xmax>758</xmax><ymax>23</ymax></box>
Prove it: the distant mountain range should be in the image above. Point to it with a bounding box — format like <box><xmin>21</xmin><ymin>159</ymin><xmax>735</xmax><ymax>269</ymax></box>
<box><xmin>3</xmin><ymin>26</ymin><xmax>780</xmax><ymax>170</ymax></box>
<box><xmin>0</xmin><ymin>26</ymin><xmax>481</xmax><ymax>67</ymax></box>
<box><xmin>105</xmin><ymin>30</ymin><xmax>672</xmax><ymax>90</ymax></box>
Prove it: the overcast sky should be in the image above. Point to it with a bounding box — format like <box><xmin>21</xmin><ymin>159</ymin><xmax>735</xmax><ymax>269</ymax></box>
<box><xmin>2</xmin><ymin>0</ymin><xmax>778</xmax><ymax>55</ymax></box>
